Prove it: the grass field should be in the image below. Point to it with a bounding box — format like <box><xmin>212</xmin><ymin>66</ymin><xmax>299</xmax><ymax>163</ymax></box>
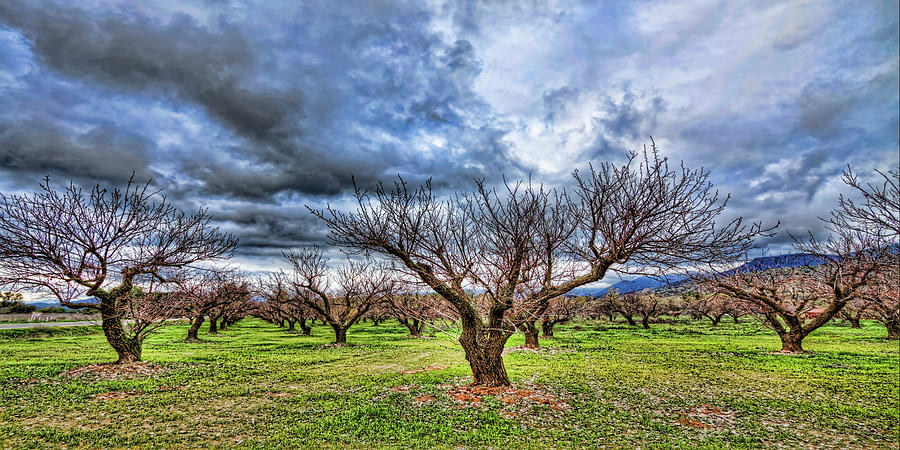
<box><xmin>0</xmin><ymin>318</ymin><xmax>897</xmax><ymax>448</ymax></box>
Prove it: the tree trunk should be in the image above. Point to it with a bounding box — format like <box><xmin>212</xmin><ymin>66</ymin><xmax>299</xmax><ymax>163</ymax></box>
<box><xmin>849</xmin><ymin>318</ymin><xmax>861</xmax><ymax>329</ymax></box>
<box><xmin>331</xmin><ymin>324</ymin><xmax>348</xmax><ymax>344</ymax></box>
<box><xmin>287</xmin><ymin>319</ymin><xmax>296</xmax><ymax>332</ymax></box>
<box><xmin>779</xmin><ymin>332</ymin><xmax>806</xmax><ymax>353</ymax></box>
<box><xmin>885</xmin><ymin>320</ymin><xmax>900</xmax><ymax>340</ymax></box>
<box><xmin>521</xmin><ymin>320</ymin><xmax>540</xmax><ymax>349</ymax></box>
<box><xmin>623</xmin><ymin>314</ymin><xmax>636</xmax><ymax>326</ymax></box>
<box><xmin>185</xmin><ymin>315</ymin><xmax>204</xmax><ymax>343</ymax></box>
<box><xmin>710</xmin><ymin>315</ymin><xmax>721</xmax><ymax>327</ymax></box>
<box><xmin>100</xmin><ymin>310</ymin><xmax>142</xmax><ymax>364</ymax></box>
<box><xmin>208</xmin><ymin>317</ymin><xmax>218</xmax><ymax>334</ymax></box>
<box><xmin>298</xmin><ymin>318</ymin><xmax>312</xmax><ymax>336</ymax></box>
<box><xmin>732</xmin><ymin>315</ymin><xmax>740</xmax><ymax>324</ymax></box>
<box><xmin>541</xmin><ymin>320</ymin><xmax>556</xmax><ymax>337</ymax></box>
<box><xmin>371</xmin><ymin>318</ymin><xmax>381</xmax><ymax>326</ymax></box>
<box><xmin>641</xmin><ymin>315</ymin><xmax>650</xmax><ymax>329</ymax></box>
<box><xmin>399</xmin><ymin>318</ymin><xmax>422</xmax><ymax>337</ymax></box>
<box><xmin>458</xmin><ymin>330</ymin><xmax>511</xmax><ymax>387</ymax></box>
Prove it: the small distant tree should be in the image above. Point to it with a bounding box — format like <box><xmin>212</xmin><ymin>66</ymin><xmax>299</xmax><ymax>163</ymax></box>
<box><xmin>260</xmin><ymin>273</ymin><xmax>316</xmax><ymax>335</ymax></box>
<box><xmin>176</xmin><ymin>271</ymin><xmax>251</xmax><ymax>342</ymax></box>
<box><xmin>857</xmin><ymin>259</ymin><xmax>899</xmax><ymax>339</ymax></box>
<box><xmin>0</xmin><ymin>178</ymin><xmax>237</xmax><ymax>363</ymax></box>
<box><xmin>684</xmin><ymin>292</ymin><xmax>740</xmax><ymax>327</ymax></box>
<box><xmin>623</xmin><ymin>291</ymin><xmax>663</xmax><ymax>329</ymax></box>
<box><xmin>0</xmin><ymin>291</ymin><xmax>24</xmax><ymax>304</ymax></box>
<box><xmin>714</xmin><ymin>232</ymin><xmax>879</xmax><ymax>353</ymax></box>
<box><xmin>384</xmin><ymin>285</ymin><xmax>445</xmax><ymax>337</ymax></box>
<box><xmin>837</xmin><ymin>299</ymin><xmax>868</xmax><ymax>329</ymax></box>
<box><xmin>282</xmin><ymin>248</ymin><xmax>394</xmax><ymax>345</ymax></box>
<box><xmin>540</xmin><ymin>296</ymin><xmax>584</xmax><ymax>337</ymax></box>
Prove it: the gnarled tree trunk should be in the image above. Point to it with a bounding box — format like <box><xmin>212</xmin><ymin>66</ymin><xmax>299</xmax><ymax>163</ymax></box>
<box><xmin>541</xmin><ymin>320</ymin><xmax>558</xmax><ymax>337</ymax></box>
<box><xmin>520</xmin><ymin>320</ymin><xmax>540</xmax><ymax>348</ymax></box>
<box><xmin>459</xmin><ymin>328</ymin><xmax>511</xmax><ymax>387</ymax></box>
<box><xmin>885</xmin><ymin>320</ymin><xmax>900</xmax><ymax>340</ymax></box>
<box><xmin>101</xmin><ymin>314</ymin><xmax>142</xmax><ymax>364</ymax></box>
<box><xmin>398</xmin><ymin>318</ymin><xmax>423</xmax><ymax>337</ymax></box>
<box><xmin>185</xmin><ymin>315</ymin><xmax>205</xmax><ymax>343</ymax></box>
<box><xmin>640</xmin><ymin>314</ymin><xmax>651</xmax><ymax>329</ymax></box>
<box><xmin>778</xmin><ymin>331</ymin><xmax>807</xmax><ymax>354</ymax></box>
<box><xmin>331</xmin><ymin>323</ymin><xmax>348</xmax><ymax>344</ymax></box>
<box><xmin>298</xmin><ymin>318</ymin><xmax>312</xmax><ymax>336</ymax></box>
<box><xmin>848</xmin><ymin>318</ymin><xmax>861</xmax><ymax>328</ymax></box>
<box><xmin>208</xmin><ymin>316</ymin><xmax>219</xmax><ymax>334</ymax></box>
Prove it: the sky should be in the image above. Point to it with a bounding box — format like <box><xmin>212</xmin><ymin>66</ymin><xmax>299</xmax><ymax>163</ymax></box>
<box><xmin>0</xmin><ymin>0</ymin><xmax>898</xmax><ymax>280</ymax></box>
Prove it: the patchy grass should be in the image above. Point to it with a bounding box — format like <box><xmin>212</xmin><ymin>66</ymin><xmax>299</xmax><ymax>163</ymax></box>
<box><xmin>0</xmin><ymin>318</ymin><xmax>896</xmax><ymax>448</ymax></box>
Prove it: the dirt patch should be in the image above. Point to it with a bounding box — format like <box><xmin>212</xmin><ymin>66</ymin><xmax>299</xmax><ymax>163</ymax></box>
<box><xmin>445</xmin><ymin>385</ymin><xmax>569</xmax><ymax>410</ymax></box>
<box><xmin>266</xmin><ymin>392</ymin><xmax>293</xmax><ymax>398</ymax></box>
<box><xmin>94</xmin><ymin>390</ymin><xmax>142</xmax><ymax>401</ymax></box>
<box><xmin>672</xmin><ymin>404</ymin><xmax>735</xmax><ymax>429</ymax></box>
<box><xmin>62</xmin><ymin>362</ymin><xmax>173</xmax><ymax>381</ymax></box>
<box><xmin>401</xmin><ymin>364</ymin><xmax>448</xmax><ymax>374</ymax></box>
<box><xmin>674</xmin><ymin>417</ymin><xmax>712</xmax><ymax>429</ymax></box>
<box><xmin>413</xmin><ymin>394</ymin><xmax>435</xmax><ymax>403</ymax></box>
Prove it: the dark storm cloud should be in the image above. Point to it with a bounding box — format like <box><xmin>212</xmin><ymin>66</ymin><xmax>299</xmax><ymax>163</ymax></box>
<box><xmin>0</xmin><ymin>0</ymin><xmax>896</xmax><ymax>265</ymax></box>
<box><xmin>213</xmin><ymin>206</ymin><xmax>328</xmax><ymax>257</ymax></box>
<box><xmin>0</xmin><ymin>2</ymin><xmax>299</xmax><ymax>147</ymax></box>
<box><xmin>0</xmin><ymin>0</ymin><xmax>522</xmax><ymax>202</ymax></box>
<box><xmin>0</xmin><ymin>118</ymin><xmax>156</xmax><ymax>186</ymax></box>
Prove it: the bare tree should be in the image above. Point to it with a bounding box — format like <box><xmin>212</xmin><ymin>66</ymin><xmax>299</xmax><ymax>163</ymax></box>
<box><xmin>830</xmin><ymin>166</ymin><xmax>899</xmax><ymax>239</ymax></box>
<box><xmin>384</xmin><ymin>285</ymin><xmax>445</xmax><ymax>337</ymax></box>
<box><xmin>715</xmin><ymin>231</ymin><xmax>880</xmax><ymax>353</ymax></box>
<box><xmin>539</xmin><ymin>295</ymin><xmax>584</xmax><ymax>337</ymax></box>
<box><xmin>282</xmin><ymin>248</ymin><xmax>393</xmax><ymax>345</ymax></box>
<box><xmin>611</xmin><ymin>291</ymin><xmax>664</xmax><ymax>329</ymax></box>
<box><xmin>857</xmin><ymin>258</ymin><xmax>899</xmax><ymax>339</ymax></box>
<box><xmin>829</xmin><ymin>165</ymin><xmax>900</xmax><ymax>339</ymax></box>
<box><xmin>259</xmin><ymin>272</ymin><xmax>317</xmax><ymax>335</ymax></box>
<box><xmin>175</xmin><ymin>270</ymin><xmax>251</xmax><ymax>342</ymax></box>
<box><xmin>0</xmin><ymin>178</ymin><xmax>237</xmax><ymax>363</ymax></box>
<box><xmin>311</xmin><ymin>142</ymin><xmax>765</xmax><ymax>386</ymax></box>
<box><xmin>684</xmin><ymin>291</ymin><xmax>741</xmax><ymax>327</ymax></box>
<box><xmin>837</xmin><ymin>298</ymin><xmax>868</xmax><ymax>329</ymax></box>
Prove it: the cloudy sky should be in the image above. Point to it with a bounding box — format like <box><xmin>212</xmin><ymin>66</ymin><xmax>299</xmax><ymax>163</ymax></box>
<box><xmin>0</xmin><ymin>0</ymin><xmax>897</xmax><ymax>274</ymax></box>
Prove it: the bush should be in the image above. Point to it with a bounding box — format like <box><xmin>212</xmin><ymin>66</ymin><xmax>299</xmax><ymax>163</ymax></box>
<box><xmin>0</xmin><ymin>301</ymin><xmax>36</xmax><ymax>314</ymax></box>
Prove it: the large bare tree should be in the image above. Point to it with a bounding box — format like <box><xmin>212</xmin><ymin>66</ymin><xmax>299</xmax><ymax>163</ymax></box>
<box><xmin>830</xmin><ymin>165</ymin><xmax>899</xmax><ymax>339</ymax></box>
<box><xmin>0</xmin><ymin>178</ymin><xmax>237</xmax><ymax>363</ymax></box>
<box><xmin>311</xmin><ymin>142</ymin><xmax>765</xmax><ymax>386</ymax></box>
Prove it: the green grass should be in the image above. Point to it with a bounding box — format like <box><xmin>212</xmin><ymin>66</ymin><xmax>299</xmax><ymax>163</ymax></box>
<box><xmin>0</xmin><ymin>318</ymin><xmax>896</xmax><ymax>448</ymax></box>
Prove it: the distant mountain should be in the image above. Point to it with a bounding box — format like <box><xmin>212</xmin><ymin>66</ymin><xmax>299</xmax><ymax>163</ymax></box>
<box><xmin>568</xmin><ymin>252</ymin><xmax>828</xmax><ymax>298</ymax></box>
<box><xmin>569</xmin><ymin>274</ymin><xmax>688</xmax><ymax>298</ymax></box>
<box><xmin>733</xmin><ymin>253</ymin><xmax>827</xmax><ymax>272</ymax></box>
<box><xmin>25</xmin><ymin>298</ymin><xmax>99</xmax><ymax>310</ymax></box>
